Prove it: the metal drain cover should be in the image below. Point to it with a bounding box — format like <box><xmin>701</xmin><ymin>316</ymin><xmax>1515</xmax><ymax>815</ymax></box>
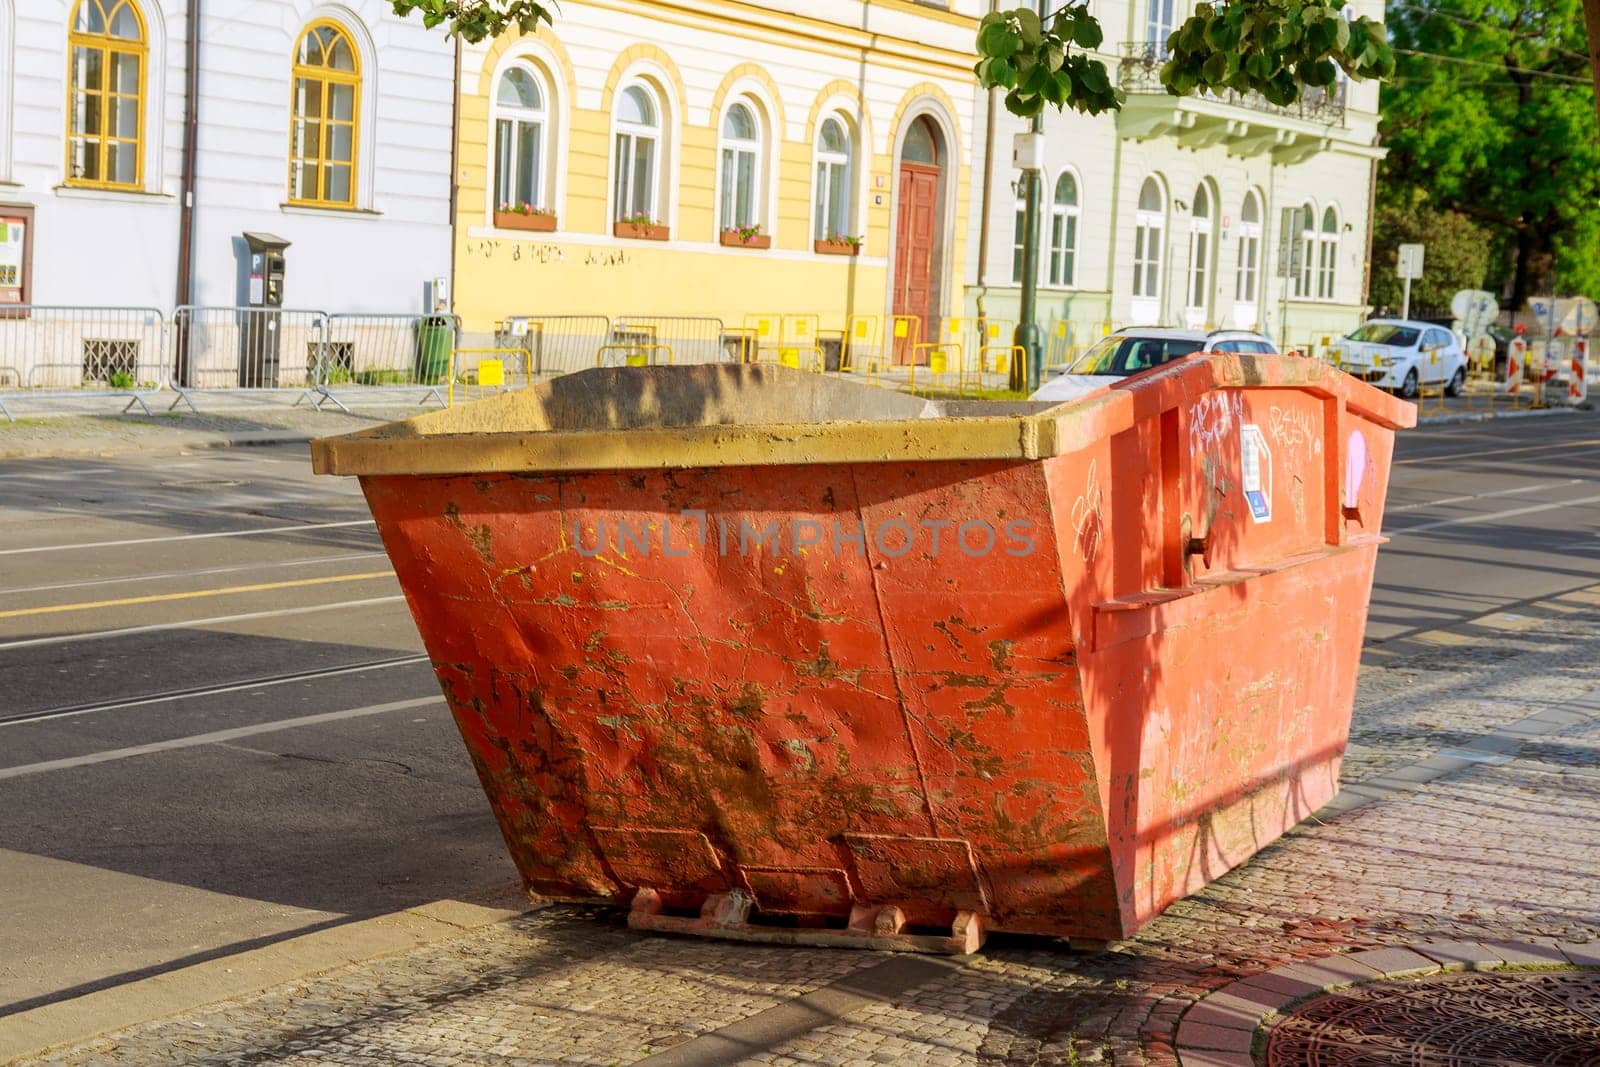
<box><xmin>1263</xmin><ymin>968</ymin><xmax>1600</xmax><ymax>1065</ymax></box>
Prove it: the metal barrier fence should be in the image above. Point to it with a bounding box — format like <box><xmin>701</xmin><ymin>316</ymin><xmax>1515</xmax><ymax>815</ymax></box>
<box><xmin>494</xmin><ymin>315</ymin><xmax>613</xmax><ymax>377</ymax></box>
<box><xmin>316</xmin><ymin>313</ymin><xmax>461</xmax><ymax>411</ymax></box>
<box><xmin>171</xmin><ymin>306</ymin><xmax>329</xmax><ymax>410</ymax></box>
<box><xmin>0</xmin><ymin>305</ymin><xmax>166</xmax><ymax>419</ymax></box>
<box><xmin>610</xmin><ymin>315</ymin><xmax>729</xmax><ymax>366</ymax></box>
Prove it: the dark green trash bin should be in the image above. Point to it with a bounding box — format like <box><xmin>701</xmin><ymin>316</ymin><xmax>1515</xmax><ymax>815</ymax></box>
<box><xmin>414</xmin><ymin>316</ymin><xmax>455</xmax><ymax>385</ymax></box>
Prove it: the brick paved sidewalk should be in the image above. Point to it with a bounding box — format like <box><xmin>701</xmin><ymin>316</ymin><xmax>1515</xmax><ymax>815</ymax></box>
<box><xmin>18</xmin><ymin>591</ymin><xmax>1600</xmax><ymax>1067</ymax></box>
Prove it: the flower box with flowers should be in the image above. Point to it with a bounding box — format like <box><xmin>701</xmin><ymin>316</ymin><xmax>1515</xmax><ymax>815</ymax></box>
<box><xmin>719</xmin><ymin>226</ymin><xmax>771</xmax><ymax>249</ymax></box>
<box><xmin>494</xmin><ymin>204</ymin><xmax>557</xmax><ymax>232</ymax></box>
<box><xmin>815</xmin><ymin>234</ymin><xmax>863</xmax><ymax>256</ymax></box>
<box><xmin>613</xmin><ymin>215</ymin><xmax>670</xmax><ymax>241</ymax></box>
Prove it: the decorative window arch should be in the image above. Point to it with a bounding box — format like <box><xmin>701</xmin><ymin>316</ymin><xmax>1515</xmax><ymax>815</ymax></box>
<box><xmin>1185</xmin><ymin>182</ymin><xmax>1214</xmax><ymax>322</ymax></box>
<box><xmin>66</xmin><ymin>0</ymin><xmax>147</xmax><ymax>189</ymax></box>
<box><xmin>813</xmin><ymin>113</ymin><xmax>855</xmax><ymax>242</ymax></box>
<box><xmin>289</xmin><ymin>19</ymin><xmax>361</xmax><ymax>208</ymax></box>
<box><xmin>1235</xmin><ymin>189</ymin><xmax>1262</xmax><ymax>308</ymax></box>
<box><xmin>718</xmin><ymin>97</ymin><xmax>763</xmax><ymax>233</ymax></box>
<box><xmin>1293</xmin><ymin>200</ymin><xmax>1316</xmax><ymax>298</ymax></box>
<box><xmin>612</xmin><ymin>78</ymin><xmax>665</xmax><ymax>223</ymax></box>
<box><xmin>1047</xmin><ymin>170</ymin><xmax>1079</xmax><ymax>288</ymax></box>
<box><xmin>491</xmin><ymin>61</ymin><xmax>550</xmax><ymax>213</ymax></box>
<box><xmin>1317</xmin><ymin>205</ymin><xmax>1340</xmax><ymax>300</ymax></box>
<box><xmin>1132</xmin><ymin>176</ymin><xmax>1166</xmax><ymax>316</ymax></box>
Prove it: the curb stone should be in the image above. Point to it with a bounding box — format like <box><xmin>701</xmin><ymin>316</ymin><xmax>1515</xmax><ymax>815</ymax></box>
<box><xmin>0</xmin><ymin>430</ymin><xmax>317</xmax><ymax>461</ymax></box>
<box><xmin>1173</xmin><ymin>940</ymin><xmax>1600</xmax><ymax>1065</ymax></box>
<box><xmin>0</xmin><ymin>897</ymin><xmax>533</xmax><ymax>1065</ymax></box>
<box><xmin>1416</xmin><ymin>405</ymin><xmax>1582</xmax><ymax>426</ymax></box>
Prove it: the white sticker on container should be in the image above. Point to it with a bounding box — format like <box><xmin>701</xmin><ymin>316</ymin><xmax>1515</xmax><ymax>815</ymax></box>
<box><xmin>1241</xmin><ymin>423</ymin><xmax>1272</xmax><ymax>523</ymax></box>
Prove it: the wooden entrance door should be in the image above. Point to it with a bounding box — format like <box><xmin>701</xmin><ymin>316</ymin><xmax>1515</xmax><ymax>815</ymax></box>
<box><xmin>893</xmin><ymin>162</ymin><xmax>939</xmax><ymax>364</ymax></box>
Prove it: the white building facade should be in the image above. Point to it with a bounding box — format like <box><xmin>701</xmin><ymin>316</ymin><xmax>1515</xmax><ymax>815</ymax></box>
<box><xmin>0</xmin><ymin>0</ymin><xmax>453</xmax><ymax>313</ymax></box>
<box><xmin>966</xmin><ymin>0</ymin><xmax>1384</xmax><ymax>353</ymax></box>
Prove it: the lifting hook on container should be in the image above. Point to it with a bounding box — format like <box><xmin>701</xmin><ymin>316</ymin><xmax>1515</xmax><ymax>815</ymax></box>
<box><xmin>1185</xmin><ymin>531</ymin><xmax>1214</xmax><ymax>570</ymax></box>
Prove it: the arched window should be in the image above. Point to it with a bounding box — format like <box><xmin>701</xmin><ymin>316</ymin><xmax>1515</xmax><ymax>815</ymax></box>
<box><xmin>67</xmin><ymin>0</ymin><xmax>146</xmax><ymax>189</ymax></box>
<box><xmin>1186</xmin><ymin>183</ymin><xmax>1213</xmax><ymax>322</ymax></box>
<box><xmin>813</xmin><ymin>115</ymin><xmax>853</xmax><ymax>241</ymax></box>
<box><xmin>1047</xmin><ymin>171</ymin><xmax>1079</xmax><ymax>288</ymax></box>
<box><xmin>289</xmin><ymin>21</ymin><xmax>360</xmax><ymax>208</ymax></box>
<box><xmin>613</xmin><ymin>82</ymin><xmax>661</xmax><ymax>222</ymax></box>
<box><xmin>903</xmin><ymin>116</ymin><xmax>938</xmax><ymax>164</ymax></box>
<box><xmin>493</xmin><ymin>64</ymin><xmax>547</xmax><ymax>211</ymax></box>
<box><xmin>1132</xmin><ymin>178</ymin><xmax>1165</xmax><ymax>315</ymax></box>
<box><xmin>1293</xmin><ymin>201</ymin><xmax>1316</xmax><ymax>298</ymax></box>
<box><xmin>1317</xmin><ymin>205</ymin><xmax>1340</xmax><ymax>300</ymax></box>
<box><xmin>1235</xmin><ymin>191</ymin><xmax>1261</xmax><ymax>308</ymax></box>
<box><xmin>718</xmin><ymin>100</ymin><xmax>761</xmax><ymax>232</ymax></box>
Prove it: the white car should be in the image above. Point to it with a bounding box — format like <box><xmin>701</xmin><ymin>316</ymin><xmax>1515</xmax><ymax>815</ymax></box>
<box><xmin>1332</xmin><ymin>319</ymin><xmax>1468</xmax><ymax>400</ymax></box>
<box><xmin>1029</xmin><ymin>328</ymin><xmax>1278</xmax><ymax>403</ymax></box>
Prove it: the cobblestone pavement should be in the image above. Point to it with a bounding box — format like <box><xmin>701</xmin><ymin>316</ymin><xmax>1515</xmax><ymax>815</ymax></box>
<box><xmin>22</xmin><ymin>593</ymin><xmax>1600</xmax><ymax>1066</ymax></box>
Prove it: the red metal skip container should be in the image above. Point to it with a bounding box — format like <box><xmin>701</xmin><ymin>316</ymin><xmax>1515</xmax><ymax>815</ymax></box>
<box><xmin>312</xmin><ymin>357</ymin><xmax>1414</xmax><ymax>952</ymax></box>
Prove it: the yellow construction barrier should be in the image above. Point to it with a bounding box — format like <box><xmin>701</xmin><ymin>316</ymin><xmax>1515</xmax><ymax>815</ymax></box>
<box><xmin>447</xmin><ymin>348</ymin><xmax>528</xmax><ymax>407</ymax></box>
<box><xmin>977</xmin><ymin>318</ymin><xmax>1024</xmax><ymax>391</ymax></box>
<box><xmin>887</xmin><ymin>314</ymin><xmax>921</xmax><ymax>380</ymax></box>
<box><xmin>840</xmin><ymin>315</ymin><xmax>884</xmax><ymax>379</ymax></box>
<box><xmin>1464</xmin><ymin>335</ymin><xmax>1497</xmax><ymax>411</ymax></box>
<box><xmin>1418</xmin><ymin>345</ymin><xmax>1447</xmax><ymax>416</ymax></box>
<box><xmin>911</xmin><ymin>317</ymin><xmax>972</xmax><ymax>395</ymax></box>
<box><xmin>597</xmin><ymin>342</ymin><xmax>673</xmax><ymax>367</ymax></box>
<box><xmin>1044</xmin><ymin>320</ymin><xmax>1077</xmax><ymax>374</ymax></box>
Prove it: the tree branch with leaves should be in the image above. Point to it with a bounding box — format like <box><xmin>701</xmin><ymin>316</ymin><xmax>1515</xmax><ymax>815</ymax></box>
<box><xmin>974</xmin><ymin>0</ymin><xmax>1393</xmax><ymax>117</ymax></box>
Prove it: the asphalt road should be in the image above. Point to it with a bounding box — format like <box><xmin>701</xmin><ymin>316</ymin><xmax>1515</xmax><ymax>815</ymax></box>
<box><xmin>2</xmin><ymin>412</ymin><xmax>1599</xmax><ymax>1019</ymax></box>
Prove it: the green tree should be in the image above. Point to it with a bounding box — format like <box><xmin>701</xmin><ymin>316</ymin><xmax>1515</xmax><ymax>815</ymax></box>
<box><xmin>388</xmin><ymin>1</ymin><xmax>1394</xmax><ymax>117</ymax></box>
<box><xmin>1368</xmin><ymin>191</ymin><xmax>1493</xmax><ymax>311</ymax></box>
<box><xmin>1380</xmin><ymin>0</ymin><xmax>1600</xmax><ymax>307</ymax></box>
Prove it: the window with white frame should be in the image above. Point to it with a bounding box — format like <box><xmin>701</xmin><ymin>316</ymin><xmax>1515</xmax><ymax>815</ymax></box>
<box><xmin>718</xmin><ymin>100</ymin><xmax>761</xmax><ymax>232</ymax></box>
<box><xmin>1186</xmin><ymin>183</ymin><xmax>1212</xmax><ymax>320</ymax></box>
<box><xmin>1235</xmin><ymin>190</ymin><xmax>1261</xmax><ymax>306</ymax></box>
<box><xmin>613</xmin><ymin>82</ymin><xmax>661</xmax><ymax>222</ymax></box>
<box><xmin>813</xmin><ymin>115</ymin><xmax>853</xmax><ymax>242</ymax></box>
<box><xmin>1147</xmin><ymin>0</ymin><xmax>1178</xmax><ymax>53</ymax></box>
<box><xmin>1047</xmin><ymin>171</ymin><xmax>1079</xmax><ymax>287</ymax></box>
<box><xmin>1294</xmin><ymin>201</ymin><xmax>1315</xmax><ymax>298</ymax></box>
<box><xmin>493</xmin><ymin>63</ymin><xmax>547</xmax><ymax>212</ymax></box>
<box><xmin>1317</xmin><ymin>205</ymin><xmax>1339</xmax><ymax>300</ymax></box>
<box><xmin>1132</xmin><ymin>177</ymin><xmax>1164</xmax><ymax>303</ymax></box>
<box><xmin>1012</xmin><ymin>200</ymin><xmax>1027</xmax><ymax>283</ymax></box>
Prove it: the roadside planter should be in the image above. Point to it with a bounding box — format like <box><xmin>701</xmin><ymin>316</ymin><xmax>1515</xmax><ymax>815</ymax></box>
<box><xmin>312</xmin><ymin>358</ymin><xmax>1414</xmax><ymax>953</ymax></box>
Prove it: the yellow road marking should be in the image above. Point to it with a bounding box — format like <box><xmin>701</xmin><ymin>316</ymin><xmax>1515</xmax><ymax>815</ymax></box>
<box><xmin>0</xmin><ymin>571</ymin><xmax>396</xmax><ymax>620</ymax></box>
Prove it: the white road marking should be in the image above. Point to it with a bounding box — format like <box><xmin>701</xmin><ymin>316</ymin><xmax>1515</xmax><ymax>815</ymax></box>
<box><xmin>0</xmin><ymin>654</ymin><xmax>430</xmax><ymax>728</ymax></box>
<box><xmin>1388</xmin><ymin>479</ymin><xmax>1581</xmax><ymax>513</ymax></box>
<box><xmin>0</xmin><ymin>518</ymin><xmax>375</xmax><ymax>556</ymax></box>
<box><xmin>0</xmin><ymin>467</ymin><xmax>117</xmax><ymax>482</ymax></box>
<box><xmin>0</xmin><ymin>696</ymin><xmax>443</xmax><ymax>780</ymax></box>
<box><xmin>0</xmin><ymin>595</ymin><xmax>407</xmax><ymax>652</ymax></box>
<box><xmin>1389</xmin><ymin>492</ymin><xmax>1600</xmax><ymax>536</ymax></box>
<box><xmin>0</xmin><ymin>551</ymin><xmax>390</xmax><ymax>596</ymax></box>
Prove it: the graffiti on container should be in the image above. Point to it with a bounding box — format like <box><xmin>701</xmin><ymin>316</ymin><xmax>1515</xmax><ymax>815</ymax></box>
<box><xmin>1071</xmin><ymin>460</ymin><xmax>1105</xmax><ymax>561</ymax></box>
<box><xmin>1268</xmin><ymin>405</ymin><xmax>1321</xmax><ymax>454</ymax></box>
<box><xmin>1189</xmin><ymin>391</ymin><xmax>1244</xmax><ymax>456</ymax></box>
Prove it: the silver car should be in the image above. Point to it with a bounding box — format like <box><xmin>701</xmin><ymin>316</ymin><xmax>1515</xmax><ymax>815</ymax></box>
<box><xmin>1030</xmin><ymin>328</ymin><xmax>1278</xmax><ymax>403</ymax></box>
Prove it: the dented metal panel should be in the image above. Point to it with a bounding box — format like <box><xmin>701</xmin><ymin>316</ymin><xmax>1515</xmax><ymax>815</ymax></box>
<box><xmin>318</xmin><ymin>358</ymin><xmax>1414</xmax><ymax>950</ymax></box>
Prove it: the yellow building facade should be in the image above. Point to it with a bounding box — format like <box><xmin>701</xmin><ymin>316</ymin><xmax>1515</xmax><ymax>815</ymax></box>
<box><xmin>451</xmin><ymin>0</ymin><xmax>979</xmax><ymax>359</ymax></box>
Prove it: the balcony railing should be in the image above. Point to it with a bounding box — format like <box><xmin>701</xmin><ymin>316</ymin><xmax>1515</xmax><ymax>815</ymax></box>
<box><xmin>1117</xmin><ymin>42</ymin><xmax>1348</xmax><ymax>126</ymax></box>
